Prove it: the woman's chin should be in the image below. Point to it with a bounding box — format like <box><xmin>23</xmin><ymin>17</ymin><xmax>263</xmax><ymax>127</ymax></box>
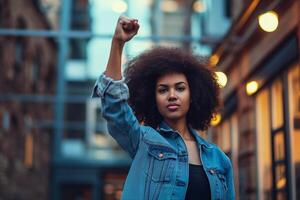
<box><xmin>163</xmin><ymin>114</ymin><xmax>184</xmax><ymax>121</ymax></box>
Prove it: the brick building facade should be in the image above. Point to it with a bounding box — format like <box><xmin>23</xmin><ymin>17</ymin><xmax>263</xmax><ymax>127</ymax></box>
<box><xmin>0</xmin><ymin>1</ymin><xmax>57</xmax><ymax>199</ymax></box>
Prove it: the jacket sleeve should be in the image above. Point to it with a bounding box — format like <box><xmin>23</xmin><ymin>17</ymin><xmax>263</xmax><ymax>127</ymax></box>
<box><xmin>225</xmin><ymin>158</ymin><xmax>235</xmax><ymax>200</ymax></box>
<box><xmin>91</xmin><ymin>73</ymin><xmax>143</xmax><ymax>158</ymax></box>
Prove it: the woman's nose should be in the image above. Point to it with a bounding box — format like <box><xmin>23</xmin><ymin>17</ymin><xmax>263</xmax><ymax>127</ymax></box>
<box><xmin>168</xmin><ymin>89</ymin><xmax>177</xmax><ymax>101</ymax></box>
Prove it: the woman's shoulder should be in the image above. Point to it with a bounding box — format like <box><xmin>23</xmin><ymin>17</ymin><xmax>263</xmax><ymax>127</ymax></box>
<box><xmin>141</xmin><ymin>125</ymin><xmax>170</xmax><ymax>143</ymax></box>
<box><xmin>195</xmin><ymin>135</ymin><xmax>232</xmax><ymax>170</ymax></box>
<box><xmin>210</xmin><ymin>143</ymin><xmax>232</xmax><ymax>170</ymax></box>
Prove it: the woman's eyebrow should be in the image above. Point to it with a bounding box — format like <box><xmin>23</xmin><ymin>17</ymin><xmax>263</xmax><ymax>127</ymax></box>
<box><xmin>157</xmin><ymin>84</ymin><xmax>168</xmax><ymax>87</ymax></box>
<box><xmin>175</xmin><ymin>82</ymin><xmax>186</xmax><ymax>85</ymax></box>
<box><xmin>157</xmin><ymin>82</ymin><xmax>186</xmax><ymax>87</ymax></box>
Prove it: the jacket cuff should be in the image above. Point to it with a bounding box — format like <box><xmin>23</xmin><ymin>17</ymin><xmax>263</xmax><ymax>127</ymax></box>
<box><xmin>91</xmin><ymin>73</ymin><xmax>129</xmax><ymax>100</ymax></box>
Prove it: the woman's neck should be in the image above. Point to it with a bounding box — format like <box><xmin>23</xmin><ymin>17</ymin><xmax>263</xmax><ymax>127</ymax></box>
<box><xmin>164</xmin><ymin>118</ymin><xmax>191</xmax><ymax>139</ymax></box>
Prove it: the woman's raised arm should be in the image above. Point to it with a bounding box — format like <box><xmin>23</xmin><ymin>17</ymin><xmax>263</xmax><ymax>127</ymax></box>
<box><xmin>105</xmin><ymin>16</ymin><xmax>139</xmax><ymax>80</ymax></box>
<box><xmin>91</xmin><ymin>16</ymin><xmax>142</xmax><ymax>158</ymax></box>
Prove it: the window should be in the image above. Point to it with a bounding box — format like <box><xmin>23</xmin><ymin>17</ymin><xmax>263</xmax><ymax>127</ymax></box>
<box><xmin>85</xmin><ymin>99</ymin><xmax>113</xmax><ymax>149</ymax></box>
<box><xmin>15</xmin><ymin>37</ymin><xmax>25</xmax><ymax>74</ymax></box>
<box><xmin>288</xmin><ymin>63</ymin><xmax>300</xmax><ymax>199</ymax></box>
<box><xmin>271</xmin><ymin>79</ymin><xmax>284</xmax><ymax>130</ymax></box>
<box><xmin>1</xmin><ymin>110</ymin><xmax>10</xmax><ymax>131</ymax></box>
<box><xmin>255</xmin><ymin>76</ymin><xmax>289</xmax><ymax>199</ymax></box>
<box><xmin>15</xmin><ymin>18</ymin><xmax>27</xmax><ymax>76</ymax></box>
<box><xmin>256</xmin><ymin>88</ymin><xmax>272</xmax><ymax>199</ymax></box>
<box><xmin>70</xmin><ymin>0</ymin><xmax>90</xmax><ymax>30</ymax></box>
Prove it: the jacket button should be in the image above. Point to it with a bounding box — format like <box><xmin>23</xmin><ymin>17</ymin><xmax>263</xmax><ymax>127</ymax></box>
<box><xmin>159</xmin><ymin>153</ymin><xmax>164</xmax><ymax>158</ymax></box>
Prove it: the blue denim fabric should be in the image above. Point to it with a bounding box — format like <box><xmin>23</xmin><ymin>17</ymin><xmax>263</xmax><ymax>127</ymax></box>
<box><xmin>92</xmin><ymin>74</ymin><xmax>235</xmax><ymax>200</ymax></box>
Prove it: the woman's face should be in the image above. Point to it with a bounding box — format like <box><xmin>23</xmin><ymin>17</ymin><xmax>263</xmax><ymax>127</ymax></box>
<box><xmin>155</xmin><ymin>73</ymin><xmax>191</xmax><ymax>122</ymax></box>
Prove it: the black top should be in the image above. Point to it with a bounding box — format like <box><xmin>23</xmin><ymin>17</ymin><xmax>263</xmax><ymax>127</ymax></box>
<box><xmin>185</xmin><ymin>164</ymin><xmax>211</xmax><ymax>200</ymax></box>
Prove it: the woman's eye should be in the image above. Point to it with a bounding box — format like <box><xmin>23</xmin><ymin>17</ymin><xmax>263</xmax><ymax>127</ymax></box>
<box><xmin>158</xmin><ymin>88</ymin><xmax>167</xmax><ymax>93</ymax></box>
<box><xmin>177</xmin><ymin>87</ymin><xmax>185</xmax><ymax>92</ymax></box>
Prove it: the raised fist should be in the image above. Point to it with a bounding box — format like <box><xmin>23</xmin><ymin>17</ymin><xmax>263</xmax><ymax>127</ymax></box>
<box><xmin>113</xmin><ymin>16</ymin><xmax>140</xmax><ymax>43</ymax></box>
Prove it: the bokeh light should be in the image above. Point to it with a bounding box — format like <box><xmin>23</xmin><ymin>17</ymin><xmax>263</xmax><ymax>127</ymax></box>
<box><xmin>258</xmin><ymin>11</ymin><xmax>279</xmax><ymax>32</ymax></box>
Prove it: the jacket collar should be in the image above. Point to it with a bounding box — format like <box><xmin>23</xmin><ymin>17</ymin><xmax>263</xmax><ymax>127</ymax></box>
<box><xmin>157</xmin><ymin>121</ymin><xmax>213</xmax><ymax>148</ymax></box>
<box><xmin>157</xmin><ymin>121</ymin><xmax>177</xmax><ymax>138</ymax></box>
<box><xmin>189</xmin><ymin>128</ymin><xmax>213</xmax><ymax>149</ymax></box>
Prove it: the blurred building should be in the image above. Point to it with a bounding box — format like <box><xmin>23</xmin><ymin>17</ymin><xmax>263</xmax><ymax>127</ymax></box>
<box><xmin>0</xmin><ymin>0</ymin><xmax>234</xmax><ymax>200</ymax></box>
<box><xmin>208</xmin><ymin>0</ymin><xmax>300</xmax><ymax>199</ymax></box>
<box><xmin>0</xmin><ymin>0</ymin><xmax>57</xmax><ymax>199</ymax></box>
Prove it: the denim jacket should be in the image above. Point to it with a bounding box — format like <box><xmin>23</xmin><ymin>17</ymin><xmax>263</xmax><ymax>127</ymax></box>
<box><xmin>92</xmin><ymin>74</ymin><xmax>235</xmax><ymax>200</ymax></box>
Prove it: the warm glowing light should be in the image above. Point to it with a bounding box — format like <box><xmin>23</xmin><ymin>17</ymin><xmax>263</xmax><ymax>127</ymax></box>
<box><xmin>246</xmin><ymin>81</ymin><xmax>259</xmax><ymax>95</ymax></box>
<box><xmin>258</xmin><ymin>11</ymin><xmax>279</xmax><ymax>32</ymax></box>
<box><xmin>24</xmin><ymin>133</ymin><xmax>33</xmax><ymax>167</ymax></box>
<box><xmin>210</xmin><ymin>54</ymin><xmax>219</xmax><ymax>66</ymax></box>
<box><xmin>193</xmin><ymin>1</ymin><xmax>206</xmax><ymax>13</ymax></box>
<box><xmin>144</xmin><ymin>0</ymin><xmax>153</xmax><ymax>7</ymax></box>
<box><xmin>277</xmin><ymin>177</ymin><xmax>286</xmax><ymax>189</ymax></box>
<box><xmin>112</xmin><ymin>0</ymin><xmax>128</xmax><ymax>13</ymax></box>
<box><xmin>211</xmin><ymin>113</ymin><xmax>221</xmax><ymax>126</ymax></box>
<box><xmin>161</xmin><ymin>0</ymin><xmax>178</xmax><ymax>12</ymax></box>
<box><xmin>215</xmin><ymin>71</ymin><xmax>227</xmax><ymax>88</ymax></box>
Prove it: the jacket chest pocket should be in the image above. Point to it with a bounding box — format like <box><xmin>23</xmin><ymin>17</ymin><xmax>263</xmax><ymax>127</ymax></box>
<box><xmin>208</xmin><ymin>169</ymin><xmax>228</xmax><ymax>199</ymax></box>
<box><xmin>145</xmin><ymin>145</ymin><xmax>177</xmax><ymax>183</ymax></box>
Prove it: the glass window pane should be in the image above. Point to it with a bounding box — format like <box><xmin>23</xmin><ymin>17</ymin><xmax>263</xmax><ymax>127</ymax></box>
<box><xmin>81</xmin><ymin>0</ymin><xmax>153</xmax><ymax>36</ymax></box>
<box><xmin>127</xmin><ymin>40</ymin><xmax>154</xmax><ymax>59</ymax></box>
<box><xmin>87</xmin><ymin>0</ymin><xmax>118</xmax><ymax>34</ymax></box>
<box><xmin>288</xmin><ymin>64</ymin><xmax>300</xmax><ymax>199</ymax></box>
<box><xmin>127</xmin><ymin>0</ymin><xmax>152</xmax><ymax>37</ymax></box>
<box><xmin>64</xmin><ymin>101</ymin><xmax>87</xmax><ymax>139</ymax></box>
<box><xmin>66</xmin><ymin>0</ymin><xmax>227</xmax><ymax>56</ymax></box>
<box><xmin>271</xmin><ymin>79</ymin><xmax>284</xmax><ymax>129</ymax></box>
<box><xmin>69</xmin><ymin>38</ymin><xmax>89</xmax><ymax>60</ymax></box>
<box><xmin>274</xmin><ymin>132</ymin><xmax>285</xmax><ymax>161</ymax></box>
<box><xmin>275</xmin><ymin>164</ymin><xmax>286</xmax><ymax>190</ymax></box>
<box><xmin>85</xmin><ymin>99</ymin><xmax>114</xmax><ymax>149</ymax></box>
<box><xmin>191</xmin><ymin>42</ymin><xmax>211</xmax><ymax>57</ymax></box>
<box><xmin>70</xmin><ymin>0</ymin><xmax>90</xmax><ymax>30</ymax></box>
<box><xmin>65</xmin><ymin>38</ymin><xmax>112</xmax><ymax>80</ymax></box>
<box><xmin>256</xmin><ymin>88</ymin><xmax>272</xmax><ymax>199</ymax></box>
<box><xmin>64</xmin><ymin>129</ymin><xmax>85</xmax><ymax>140</ymax></box>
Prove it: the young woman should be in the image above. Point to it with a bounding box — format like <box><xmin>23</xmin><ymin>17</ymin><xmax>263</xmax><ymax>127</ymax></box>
<box><xmin>92</xmin><ymin>16</ymin><xmax>235</xmax><ymax>200</ymax></box>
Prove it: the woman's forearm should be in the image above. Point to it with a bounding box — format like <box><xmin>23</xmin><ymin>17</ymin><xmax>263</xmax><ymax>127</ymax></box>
<box><xmin>105</xmin><ymin>39</ymin><xmax>125</xmax><ymax>80</ymax></box>
<box><xmin>104</xmin><ymin>16</ymin><xmax>139</xmax><ymax>80</ymax></box>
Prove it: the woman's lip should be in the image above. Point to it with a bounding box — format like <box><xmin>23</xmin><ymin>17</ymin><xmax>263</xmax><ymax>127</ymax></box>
<box><xmin>167</xmin><ymin>105</ymin><xmax>179</xmax><ymax>110</ymax></box>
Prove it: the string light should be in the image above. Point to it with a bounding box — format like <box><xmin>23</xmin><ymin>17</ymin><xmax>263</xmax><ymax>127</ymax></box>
<box><xmin>258</xmin><ymin>11</ymin><xmax>279</xmax><ymax>32</ymax></box>
<box><xmin>246</xmin><ymin>81</ymin><xmax>259</xmax><ymax>95</ymax></box>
